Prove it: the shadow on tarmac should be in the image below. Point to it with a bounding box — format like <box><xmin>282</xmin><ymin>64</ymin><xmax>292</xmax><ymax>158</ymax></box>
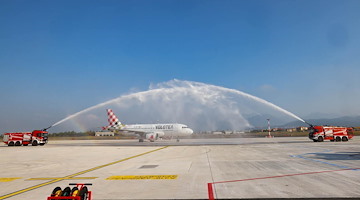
<box><xmin>310</xmin><ymin>152</ymin><xmax>360</xmax><ymax>160</ymax></box>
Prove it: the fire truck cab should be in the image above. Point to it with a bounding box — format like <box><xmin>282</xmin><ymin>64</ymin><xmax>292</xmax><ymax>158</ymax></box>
<box><xmin>309</xmin><ymin>125</ymin><xmax>353</xmax><ymax>142</ymax></box>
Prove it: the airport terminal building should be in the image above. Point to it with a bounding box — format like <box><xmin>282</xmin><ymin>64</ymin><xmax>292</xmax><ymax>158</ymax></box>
<box><xmin>95</xmin><ymin>131</ymin><xmax>114</xmax><ymax>136</ymax></box>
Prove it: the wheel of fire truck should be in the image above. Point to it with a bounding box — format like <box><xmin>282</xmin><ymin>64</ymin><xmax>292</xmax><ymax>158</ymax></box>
<box><xmin>342</xmin><ymin>137</ymin><xmax>348</xmax><ymax>142</ymax></box>
<box><xmin>15</xmin><ymin>141</ymin><xmax>21</xmax><ymax>146</ymax></box>
<box><xmin>51</xmin><ymin>187</ymin><xmax>62</xmax><ymax>197</ymax></box>
<box><xmin>71</xmin><ymin>186</ymin><xmax>79</xmax><ymax>196</ymax></box>
<box><xmin>335</xmin><ymin>136</ymin><xmax>341</xmax><ymax>142</ymax></box>
<box><xmin>32</xmin><ymin>140</ymin><xmax>38</xmax><ymax>146</ymax></box>
<box><xmin>139</xmin><ymin>139</ymin><xmax>144</xmax><ymax>142</ymax></box>
<box><xmin>8</xmin><ymin>141</ymin><xmax>14</xmax><ymax>146</ymax></box>
<box><xmin>317</xmin><ymin>136</ymin><xmax>324</xmax><ymax>142</ymax></box>
<box><xmin>62</xmin><ymin>186</ymin><xmax>71</xmax><ymax>196</ymax></box>
<box><xmin>79</xmin><ymin>186</ymin><xmax>88</xmax><ymax>200</ymax></box>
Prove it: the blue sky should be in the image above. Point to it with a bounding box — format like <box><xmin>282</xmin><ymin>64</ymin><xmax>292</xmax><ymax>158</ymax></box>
<box><xmin>1</xmin><ymin>0</ymin><xmax>360</xmax><ymax>132</ymax></box>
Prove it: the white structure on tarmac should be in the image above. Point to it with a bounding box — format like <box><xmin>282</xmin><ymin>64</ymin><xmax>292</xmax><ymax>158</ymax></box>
<box><xmin>95</xmin><ymin>131</ymin><xmax>114</xmax><ymax>136</ymax></box>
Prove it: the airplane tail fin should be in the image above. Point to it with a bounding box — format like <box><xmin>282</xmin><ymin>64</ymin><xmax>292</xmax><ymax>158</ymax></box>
<box><xmin>105</xmin><ymin>109</ymin><xmax>123</xmax><ymax>129</ymax></box>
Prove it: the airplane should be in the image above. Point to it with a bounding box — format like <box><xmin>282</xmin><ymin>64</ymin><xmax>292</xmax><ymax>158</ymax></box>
<box><xmin>102</xmin><ymin>109</ymin><xmax>194</xmax><ymax>142</ymax></box>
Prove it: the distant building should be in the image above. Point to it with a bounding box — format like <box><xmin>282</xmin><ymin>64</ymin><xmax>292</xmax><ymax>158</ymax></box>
<box><xmin>271</xmin><ymin>128</ymin><xmax>284</xmax><ymax>132</ymax></box>
<box><xmin>212</xmin><ymin>131</ymin><xmax>224</xmax><ymax>135</ymax></box>
<box><xmin>287</xmin><ymin>128</ymin><xmax>297</xmax><ymax>132</ymax></box>
<box><xmin>296</xmin><ymin>127</ymin><xmax>309</xmax><ymax>131</ymax></box>
<box><xmin>95</xmin><ymin>131</ymin><xmax>114</xmax><ymax>136</ymax></box>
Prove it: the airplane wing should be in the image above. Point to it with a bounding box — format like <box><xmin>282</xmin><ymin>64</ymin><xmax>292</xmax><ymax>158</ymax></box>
<box><xmin>117</xmin><ymin>129</ymin><xmax>145</xmax><ymax>136</ymax></box>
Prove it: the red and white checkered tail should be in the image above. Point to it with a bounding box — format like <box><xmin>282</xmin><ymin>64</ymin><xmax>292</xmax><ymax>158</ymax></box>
<box><xmin>106</xmin><ymin>109</ymin><xmax>122</xmax><ymax>127</ymax></box>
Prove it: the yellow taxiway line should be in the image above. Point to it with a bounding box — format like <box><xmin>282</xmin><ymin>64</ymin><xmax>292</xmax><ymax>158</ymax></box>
<box><xmin>107</xmin><ymin>175</ymin><xmax>178</xmax><ymax>180</ymax></box>
<box><xmin>0</xmin><ymin>146</ymin><xmax>169</xmax><ymax>200</ymax></box>
<box><xmin>27</xmin><ymin>177</ymin><xmax>98</xmax><ymax>181</ymax></box>
<box><xmin>0</xmin><ymin>178</ymin><xmax>22</xmax><ymax>182</ymax></box>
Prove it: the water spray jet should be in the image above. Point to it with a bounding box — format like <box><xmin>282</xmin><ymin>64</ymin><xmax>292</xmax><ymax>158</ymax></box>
<box><xmin>51</xmin><ymin>80</ymin><xmax>307</xmax><ymax>132</ymax></box>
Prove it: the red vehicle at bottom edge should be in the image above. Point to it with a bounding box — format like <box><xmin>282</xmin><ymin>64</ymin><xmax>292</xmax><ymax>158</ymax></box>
<box><xmin>48</xmin><ymin>183</ymin><xmax>92</xmax><ymax>200</ymax></box>
<box><xmin>309</xmin><ymin>125</ymin><xmax>354</xmax><ymax>142</ymax></box>
<box><xmin>3</xmin><ymin>130</ymin><xmax>48</xmax><ymax>146</ymax></box>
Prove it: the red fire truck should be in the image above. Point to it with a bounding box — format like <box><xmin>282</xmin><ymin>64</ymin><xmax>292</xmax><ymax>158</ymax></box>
<box><xmin>3</xmin><ymin>130</ymin><xmax>48</xmax><ymax>146</ymax></box>
<box><xmin>309</xmin><ymin>125</ymin><xmax>354</xmax><ymax>142</ymax></box>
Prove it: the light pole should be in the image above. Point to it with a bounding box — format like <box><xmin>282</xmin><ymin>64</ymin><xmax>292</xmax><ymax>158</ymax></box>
<box><xmin>266</xmin><ymin>118</ymin><xmax>273</xmax><ymax>138</ymax></box>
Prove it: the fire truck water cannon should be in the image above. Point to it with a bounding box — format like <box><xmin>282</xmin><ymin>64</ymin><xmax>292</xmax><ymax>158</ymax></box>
<box><xmin>303</xmin><ymin>121</ymin><xmax>314</xmax><ymax>128</ymax></box>
<box><xmin>48</xmin><ymin>183</ymin><xmax>92</xmax><ymax>200</ymax></box>
<box><xmin>42</xmin><ymin>125</ymin><xmax>53</xmax><ymax>131</ymax></box>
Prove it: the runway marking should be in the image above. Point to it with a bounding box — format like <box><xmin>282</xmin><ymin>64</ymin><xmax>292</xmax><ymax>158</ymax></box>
<box><xmin>27</xmin><ymin>177</ymin><xmax>98</xmax><ymax>181</ymax></box>
<box><xmin>0</xmin><ymin>146</ymin><xmax>169</xmax><ymax>200</ymax></box>
<box><xmin>106</xmin><ymin>175</ymin><xmax>178</xmax><ymax>180</ymax></box>
<box><xmin>207</xmin><ymin>167</ymin><xmax>360</xmax><ymax>200</ymax></box>
<box><xmin>207</xmin><ymin>183</ymin><xmax>214</xmax><ymax>200</ymax></box>
<box><xmin>0</xmin><ymin>178</ymin><xmax>22</xmax><ymax>182</ymax></box>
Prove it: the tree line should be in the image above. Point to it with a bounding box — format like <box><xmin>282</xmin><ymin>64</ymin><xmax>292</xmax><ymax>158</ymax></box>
<box><xmin>49</xmin><ymin>131</ymin><xmax>95</xmax><ymax>137</ymax></box>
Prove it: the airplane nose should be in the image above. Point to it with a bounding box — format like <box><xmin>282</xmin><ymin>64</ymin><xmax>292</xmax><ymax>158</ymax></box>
<box><xmin>188</xmin><ymin>129</ymin><xmax>194</xmax><ymax>134</ymax></box>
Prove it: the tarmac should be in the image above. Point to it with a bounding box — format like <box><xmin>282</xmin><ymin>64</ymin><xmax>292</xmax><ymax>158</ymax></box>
<box><xmin>0</xmin><ymin>137</ymin><xmax>360</xmax><ymax>200</ymax></box>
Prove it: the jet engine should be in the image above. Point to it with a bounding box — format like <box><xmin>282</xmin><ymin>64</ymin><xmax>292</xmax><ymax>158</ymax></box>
<box><xmin>145</xmin><ymin>132</ymin><xmax>164</xmax><ymax>142</ymax></box>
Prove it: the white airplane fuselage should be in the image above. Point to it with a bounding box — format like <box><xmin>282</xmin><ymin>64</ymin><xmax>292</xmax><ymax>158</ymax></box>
<box><xmin>119</xmin><ymin>123</ymin><xmax>193</xmax><ymax>137</ymax></box>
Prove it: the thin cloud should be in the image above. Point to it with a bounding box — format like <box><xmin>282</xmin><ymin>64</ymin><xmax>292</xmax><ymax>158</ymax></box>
<box><xmin>259</xmin><ymin>84</ymin><xmax>277</xmax><ymax>93</ymax></box>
